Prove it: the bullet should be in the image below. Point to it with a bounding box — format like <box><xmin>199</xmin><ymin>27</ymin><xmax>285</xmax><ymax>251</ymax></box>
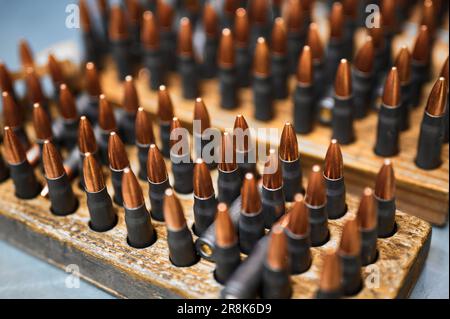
<box><xmin>147</xmin><ymin>144</ymin><xmax>171</xmax><ymax>221</ymax></box>
<box><xmin>141</xmin><ymin>11</ymin><xmax>165</xmax><ymax>90</ymax></box>
<box><xmin>169</xmin><ymin>117</ymin><xmax>194</xmax><ymax>194</ymax></box>
<box><xmin>3</xmin><ymin>127</ymin><xmax>41</xmax><ymax>199</ymax></box>
<box><xmin>233</xmin><ymin>115</ymin><xmax>258</xmax><ymax>177</ymax></box>
<box><xmin>108</xmin><ymin>131</ymin><xmax>130</xmax><ymax>206</ymax></box>
<box><xmin>177</xmin><ymin>17</ymin><xmax>199</xmax><ymax>99</ymax></box>
<box><xmin>324</xmin><ymin>3</ymin><xmax>344</xmax><ymax>88</ymax></box>
<box><xmin>163</xmin><ymin>188</ymin><xmax>199</xmax><ymax>267</ymax></box>
<box><xmin>338</xmin><ymin>217</ymin><xmax>362</xmax><ymax>296</ymax></box>
<box><xmin>279</xmin><ymin>122</ymin><xmax>303</xmax><ymax>201</ymax></box>
<box><xmin>158</xmin><ymin>86</ymin><xmax>175</xmax><ymax>158</ymax></box>
<box><xmin>193</xmin><ymin>159</ymin><xmax>218</xmax><ymax>235</ymax></box>
<box><xmin>421</xmin><ymin>0</ymin><xmax>436</xmax><ymax>38</ymax></box>
<box><xmin>122</xmin><ymin>167</ymin><xmax>156</xmax><ymax>248</ymax></box>
<box><xmin>119</xmin><ymin>75</ymin><xmax>139</xmax><ymax>144</ymax></box>
<box><xmin>306</xmin><ymin>23</ymin><xmax>326</xmax><ymax>107</ymax></box>
<box><xmin>374</xmin><ymin>159</ymin><xmax>396</xmax><ymax>238</ymax></box>
<box><xmin>249</xmin><ymin>0</ymin><xmax>271</xmax><ymax>50</ymax></box>
<box><xmin>316</xmin><ymin>250</ymin><xmax>342</xmax><ymax>299</ymax></box>
<box><xmin>79</xmin><ymin>0</ymin><xmax>101</xmax><ymax>67</ymax></box>
<box><xmin>218</xmin><ymin>131</ymin><xmax>242</xmax><ymax>205</ymax></box>
<box><xmin>125</xmin><ymin>0</ymin><xmax>143</xmax><ymax>64</ymax></box>
<box><xmin>25</xmin><ymin>68</ymin><xmax>49</xmax><ymax>115</ymax></box>
<box><xmin>0</xmin><ymin>148</ymin><xmax>9</xmax><ymax>182</ymax></box>
<box><xmin>42</xmin><ymin>140</ymin><xmax>78</xmax><ymax>216</ymax></box>
<box><xmin>97</xmin><ymin>95</ymin><xmax>117</xmax><ymax>165</ymax></box>
<box><xmin>261</xmin><ymin>149</ymin><xmax>285</xmax><ymax>228</ymax></box>
<box><xmin>253</xmin><ymin>37</ymin><xmax>273</xmax><ymax>121</ymax></box>
<box><xmin>271</xmin><ymin>18</ymin><xmax>288</xmax><ymax>99</ymax></box>
<box><xmin>285</xmin><ymin>194</ymin><xmax>312</xmax><ymax>274</ymax></box>
<box><xmin>332</xmin><ymin>59</ymin><xmax>355</xmax><ymax>145</ymax></box>
<box><xmin>78</xmin><ymin>116</ymin><xmax>98</xmax><ymax>189</ymax></box>
<box><xmin>239</xmin><ymin>173</ymin><xmax>265</xmax><ymax>254</ymax></box>
<box><xmin>218</xmin><ymin>29</ymin><xmax>238</xmax><ymax>109</ymax></box>
<box><xmin>77</xmin><ymin>62</ymin><xmax>102</xmax><ymax>123</ymax></box>
<box><xmin>56</xmin><ymin>84</ymin><xmax>79</xmax><ymax>149</ymax></box>
<box><xmin>410</xmin><ymin>25</ymin><xmax>431</xmax><ymax>107</ymax></box>
<box><xmin>202</xmin><ymin>4</ymin><xmax>219</xmax><ymax>78</ymax></box>
<box><xmin>380</xmin><ymin>0</ymin><xmax>397</xmax><ymax>67</ymax></box>
<box><xmin>374</xmin><ymin>67</ymin><xmax>401</xmax><ymax>157</ymax></box>
<box><xmin>324</xmin><ymin>139</ymin><xmax>347</xmax><ymax>219</ymax></box>
<box><xmin>440</xmin><ymin>56</ymin><xmax>449</xmax><ymax>143</ymax></box>
<box><xmin>222</xmin><ymin>0</ymin><xmax>238</xmax><ymax>29</ymax></box>
<box><xmin>157</xmin><ymin>0</ymin><xmax>176</xmax><ymax>72</ymax></box>
<box><xmin>342</xmin><ymin>0</ymin><xmax>358</xmax><ymax>60</ymax></box>
<box><xmin>305</xmin><ymin>165</ymin><xmax>329</xmax><ymax>246</ymax></box>
<box><xmin>83</xmin><ymin>153</ymin><xmax>117</xmax><ymax>231</ymax></box>
<box><xmin>284</xmin><ymin>0</ymin><xmax>306</xmax><ymax>74</ymax></box>
<box><xmin>262</xmin><ymin>226</ymin><xmax>291</xmax><ymax>299</ymax></box>
<box><xmin>135</xmin><ymin>107</ymin><xmax>155</xmax><ymax>180</ymax></box>
<box><xmin>0</xmin><ymin>62</ymin><xmax>19</xmax><ymax>105</ymax></box>
<box><xmin>415</xmin><ymin>77</ymin><xmax>448</xmax><ymax>169</ymax></box>
<box><xmin>352</xmin><ymin>36</ymin><xmax>375</xmax><ymax>119</ymax></box>
<box><xmin>368</xmin><ymin>13</ymin><xmax>389</xmax><ymax>84</ymax></box>
<box><xmin>47</xmin><ymin>54</ymin><xmax>66</xmax><ymax>101</ymax></box>
<box><xmin>18</xmin><ymin>39</ymin><xmax>34</xmax><ymax>70</ymax></box>
<box><xmin>109</xmin><ymin>5</ymin><xmax>132</xmax><ymax>80</ymax></box>
<box><xmin>2</xmin><ymin>91</ymin><xmax>30</xmax><ymax>150</ymax></box>
<box><xmin>234</xmin><ymin>8</ymin><xmax>251</xmax><ymax>87</ymax></box>
<box><xmin>293</xmin><ymin>45</ymin><xmax>314</xmax><ymax>134</ymax></box>
<box><xmin>394</xmin><ymin>46</ymin><xmax>412</xmax><ymax>131</ymax></box>
<box><xmin>214</xmin><ymin>203</ymin><xmax>241</xmax><ymax>284</ymax></box>
<box><xmin>32</xmin><ymin>102</ymin><xmax>53</xmax><ymax>172</ymax></box>
<box><xmin>193</xmin><ymin>98</ymin><xmax>218</xmax><ymax>169</ymax></box>
<box><xmin>357</xmin><ymin>187</ymin><xmax>378</xmax><ymax>265</ymax></box>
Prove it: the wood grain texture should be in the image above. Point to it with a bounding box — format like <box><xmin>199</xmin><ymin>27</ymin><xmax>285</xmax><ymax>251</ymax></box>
<box><xmin>0</xmin><ymin>146</ymin><xmax>432</xmax><ymax>299</ymax></box>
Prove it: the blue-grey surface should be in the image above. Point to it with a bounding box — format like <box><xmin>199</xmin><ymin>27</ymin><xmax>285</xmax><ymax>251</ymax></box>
<box><xmin>0</xmin><ymin>0</ymin><xmax>448</xmax><ymax>299</ymax></box>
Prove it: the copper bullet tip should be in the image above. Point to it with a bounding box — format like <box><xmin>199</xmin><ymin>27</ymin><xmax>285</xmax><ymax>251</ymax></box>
<box><xmin>147</xmin><ymin>144</ymin><xmax>168</xmax><ymax>183</ymax></box>
<box><xmin>25</xmin><ymin>68</ymin><xmax>45</xmax><ymax>104</ymax></box>
<box><xmin>98</xmin><ymin>94</ymin><xmax>117</xmax><ymax>132</ymax></box>
<box><xmin>3</xmin><ymin>126</ymin><xmax>27</xmax><ymax>164</ymax></box>
<box><xmin>2</xmin><ymin>91</ymin><xmax>22</xmax><ymax>128</ymax></box>
<box><xmin>194</xmin><ymin>97</ymin><xmax>211</xmax><ymax>134</ymax></box>
<box><xmin>354</xmin><ymin>36</ymin><xmax>374</xmax><ymax>74</ymax></box>
<box><xmin>33</xmin><ymin>103</ymin><xmax>52</xmax><ymax>141</ymax></box>
<box><xmin>271</xmin><ymin>18</ymin><xmax>287</xmax><ymax>56</ymax></box>
<box><xmin>107</xmin><ymin>131</ymin><xmax>129</xmax><ymax>170</ymax></box>
<box><xmin>305</xmin><ymin>165</ymin><xmax>326</xmax><ymax>207</ymax></box>
<box><xmin>19</xmin><ymin>39</ymin><xmax>34</xmax><ymax>68</ymax></box>
<box><xmin>307</xmin><ymin>23</ymin><xmax>324</xmax><ymax>63</ymax></box>
<box><xmin>253</xmin><ymin>37</ymin><xmax>270</xmax><ymax>76</ymax></box>
<box><xmin>178</xmin><ymin>17</ymin><xmax>194</xmax><ymax>57</ymax></box>
<box><xmin>297</xmin><ymin>45</ymin><xmax>313</xmax><ymax>85</ymax></box>
<box><xmin>218</xmin><ymin>131</ymin><xmax>237</xmax><ymax>172</ymax></box>
<box><xmin>375</xmin><ymin>159</ymin><xmax>395</xmax><ymax>200</ymax></box>
<box><xmin>425</xmin><ymin>77</ymin><xmax>448</xmax><ymax>117</ymax></box>
<box><xmin>357</xmin><ymin>187</ymin><xmax>377</xmax><ymax>230</ymax></box>
<box><xmin>126</xmin><ymin>0</ymin><xmax>142</xmax><ymax>25</ymax></box>
<box><xmin>339</xmin><ymin>217</ymin><xmax>361</xmax><ymax>256</ymax></box>
<box><xmin>158</xmin><ymin>85</ymin><xmax>174</xmax><ymax>122</ymax></box>
<box><xmin>0</xmin><ymin>62</ymin><xmax>14</xmax><ymax>93</ymax></box>
<box><xmin>218</xmin><ymin>29</ymin><xmax>235</xmax><ymax>68</ymax></box>
<box><xmin>421</xmin><ymin>0</ymin><xmax>435</xmax><ymax>35</ymax></box>
<box><xmin>170</xmin><ymin>117</ymin><xmax>188</xmax><ymax>153</ymax></box>
<box><xmin>85</xmin><ymin>62</ymin><xmax>102</xmax><ymax>97</ymax></box>
<box><xmin>215</xmin><ymin>203</ymin><xmax>237</xmax><ymax>248</ymax></box>
<box><xmin>241</xmin><ymin>173</ymin><xmax>262</xmax><ymax>214</ymax></box>
<box><xmin>141</xmin><ymin>11</ymin><xmax>159</xmax><ymax>50</ymax></box>
<box><xmin>78</xmin><ymin>116</ymin><xmax>97</xmax><ymax>154</ymax></box>
<box><xmin>203</xmin><ymin>3</ymin><xmax>218</xmax><ymax>38</ymax></box>
<box><xmin>279</xmin><ymin>122</ymin><xmax>299</xmax><ymax>161</ymax></box>
<box><xmin>164</xmin><ymin>188</ymin><xmax>187</xmax><ymax>231</ymax></box>
<box><xmin>193</xmin><ymin>158</ymin><xmax>214</xmax><ymax>198</ymax></box>
<box><xmin>250</xmin><ymin>0</ymin><xmax>269</xmax><ymax>25</ymax></box>
<box><xmin>319</xmin><ymin>250</ymin><xmax>342</xmax><ymax>292</ymax></box>
<box><xmin>342</xmin><ymin>0</ymin><xmax>358</xmax><ymax>19</ymax></box>
<box><xmin>287</xmin><ymin>194</ymin><xmax>309</xmax><ymax>236</ymax></box>
<box><xmin>324</xmin><ymin>139</ymin><xmax>343</xmax><ymax>180</ymax></box>
<box><xmin>381</xmin><ymin>0</ymin><xmax>396</xmax><ymax>31</ymax></box>
<box><xmin>157</xmin><ymin>0</ymin><xmax>174</xmax><ymax>30</ymax></box>
<box><xmin>266</xmin><ymin>225</ymin><xmax>289</xmax><ymax>271</ymax></box>
<box><xmin>223</xmin><ymin>0</ymin><xmax>238</xmax><ymax>16</ymax></box>
<box><xmin>283</xmin><ymin>0</ymin><xmax>304</xmax><ymax>33</ymax></box>
<box><xmin>412</xmin><ymin>25</ymin><xmax>430</xmax><ymax>63</ymax></box>
<box><xmin>368</xmin><ymin>12</ymin><xmax>384</xmax><ymax>51</ymax></box>
<box><xmin>47</xmin><ymin>54</ymin><xmax>64</xmax><ymax>86</ymax></box>
<box><xmin>263</xmin><ymin>149</ymin><xmax>283</xmax><ymax>190</ymax></box>
<box><xmin>440</xmin><ymin>56</ymin><xmax>449</xmax><ymax>91</ymax></box>
<box><xmin>395</xmin><ymin>46</ymin><xmax>412</xmax><ymax>85</ymax></box>
<box><xmin>122</xmin><ymin>167</ymin><xmax>144</xmax><ymax>209</ymax></box>
<box><xmin>42</xmin><ymin>140</ymin><xmax>65</xmax><ymax>179</ymax></box>
<box><xmin>135</xmin><ymin>107</ymin><xmax>155</xmax><ymax>145</ymax></box>
<box><xmin>109</xmin><ymin>5</ymin><xmax>128</xmax><ymax>41</ymax></box>
<box><xmin>83</xmin><ymin>152</ymin><xmax>105</xmax><ymax>193</ymax></box>
<box><xmin>234</xmin><ymin>8</ymin><xmax>249</xmax><ymax>47</ymax></box>
<box><xmin>123</xmin><ymin>75</ymin><xmax>139</xmax><ymax>113</ymax></box>
<box><xmin>382</xmin><ymin>67</ymin><xmax>400</xmax><ymax>107</ymax></box>
<box><xmin>59</xmin><ymin>84</ymin><xmax>78</xmax><ymax>120</ymax></box>
<box><xmin>334</xmin><ymin>59</ymin><xmax>352</xmax><ymax>98</ymax></box>
<box><xmin>329</xmin><ymin>2</ymin><xmax>344</xmax><ymax>40</ymax></box>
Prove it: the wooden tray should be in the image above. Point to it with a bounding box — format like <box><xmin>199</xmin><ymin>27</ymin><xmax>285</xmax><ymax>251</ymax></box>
<box><xmin>0</xmin><ymin>146</ymin><xmax>431</xmax><ymax>299</ymax></box>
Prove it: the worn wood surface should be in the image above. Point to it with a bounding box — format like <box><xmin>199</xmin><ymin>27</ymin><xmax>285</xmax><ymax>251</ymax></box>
<box><xmin>0</xmin><ymin>145</ymin><xmax>432</xmax><ymax>299</ymax></box>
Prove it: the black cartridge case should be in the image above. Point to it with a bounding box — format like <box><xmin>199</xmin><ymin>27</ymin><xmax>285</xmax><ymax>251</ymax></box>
<box><xmin>293</xmin><ymin>83</ymin><xmax>314</xmax><ymax>134</ymax></box>
<box><xmin>285</xmin><ymin>228</ymin><xmax>312</xmax><ymax>274</ymax></box>
<box><xmin>86</xmin><ymin>187</ymin><xmax>117</xmax><ymax>232</ymax></box>
<box><xmin>160</xmin><ymin>121</ymin><xmax>171</xmax><ymax>158</ymax></box>
<box><xmin>306</xmin><ymin>202</ymin><xmax>329</xmax><ymax>247</ymax></box>
<box><xmin>148</xmin><ymin>177</ymin><xmax>171</xmax><ymax>221</ymax></box>
<box><xmin>167</xmin><ymin>226</ymin><xmax>199</xmax><ymax>267</ymax></box>
<box><xmin>95</xmin><ymin>126</ymin><xmax>110</xmax><ymax>165</ymax></box>
<box><xmin>143</xmin><ymin>48</ymin><xmax>165</xmax><ymax>90</ymax></box>
<box><xmin>360</xmin><ymin>227</ymin><xmax>378</xmax><ymax>266</ymax></box>
<box><xmin>339</xmin><ymin>253</ymin><xmax>362</xmax><ymax>296</ymax></box>
<box><xmin>399</xmin><ymin>81</ymin><xmax>412</xmax><ymax>131</ymax></box>
<box><xmin>324</xmin><ymin>176</ymin><xmax>347</xmax><ymax>219</ymax></box>
<box><xmin>316</xmin><ymin>288</ymin><xmax>342</xmax><ymax>299</ymax></box>
<box><xmin>332</xmin><ymin>95</ymin><xmax>355</xmax><ymax>145</ymax></box>
<box><xmin>239</xmin><ymin>209</ymin><xmax>265</xmax><ymax>255</ymax></box>
<box><xmin>374</xmin><ymin>104</ymin><xmax>400</xmax><ymax>157</ymax></box>
<box><xmin>202</xmin><ymin>37</ymin><xmax>218</xmax><ymax>79</ymax></box>
<box><xmin>287</xmin><ymin>32</ymin><xmax>305</xmax><ymax>75</ymax></box>
<box><xmin>261</xmin><ymin>264</ymin><xmax>292</xmax><ymax>299</ymax></box>
<box><xmin>219</xmin><ymin>67</ymin><xmax>238</xmax><ymax>109</ymax></box>
<box><xmin>77</xmin><ymin>94</ymin><xmax>99</xmax><ymax>125</ymax></box>
<box><xmin>193</xmin><ymin>194</ymin><xmax>218</xmax><ymax>236</ymax></box>
<box><xmin>352</xmin><ymin>68</ymin><xmax>374</xmax><ymax>119</ymax></box>
<box><xmin>111</xmin><ymin>39</ymin><xmax>132</xmax><ymax>81</ymax></box>
<box><xmin>171</xmin><ymin>152</ymin><xmax>194</xmax><ymax>194</ymax></box>
<box><xmin>415</xmin><ymin>112</ymin><xmax>445</xmax><ymax>169</ymax></box>
<box><xmin>376</xmin><ymin>195</ymin><xmax>396</xmax><ymax>238</ymax></box>
<box><xmin>160</xmin><ymin>29</ymin><xmax>177</xmax><ymax>72</ymax></box>
<box><xmin>214</xmin><ymin>242</ymin><xmax>241</xmax><ymax>284</ymax></box>
<box><xmin>194</xmin><ymin>132</ymin><xmax>218</xmax><ymax>170</ymax></box>
<box><xmin>261</xmin><ymin>185</ymin><xmax>285</xmax><ymax>228</ymax></box>
<box><xmin>272</xmin><ymin>55</ymin><xmax>288</xmax><ymax>100</ymax></box>
<box><xmin>253</xmin><ymin>76</ymin><xmax>273</xmax><ymax>121</ymax></box>
<box><xmin>410</xmin><ymin>61</ymin><xmax>429</xmax><ymax>108</ymax></box>
<box><xmin>324</xmin><ymin>40</ymin><xmax>344</xmax><ymax>88</ymax></box>
<box><xmin>81</xmin><ymin>30</ymin><xmax>101</xmax><ymax>67</ymax></box>
<box><xmin>54</xmin><ymin>118</ymin><xmax>78</xmax><ymax>150</ymax></box>
<box><xmin>0</xmin><ymin>155</ymin><xmax>9</xmax><ymax>182</ymax></box>
<box><xmin>110</xmin><ymin>167</ymin><xmax>125</xmax><ymax>206</ymax></box>
<box><xmin>9</xmin><ymin>160</ymin><xmax>41</xmax><ymax>199</ymax></box>
<box><xmin>119</xmin><ymin>111</ymin><xmax>136</xmax><ymax>145</ymax></box>
<box><xmin>124</xmin><ymin>203</ymin><xmax>156</xmax><ymax>249</ymax></box>
<box><xmin>46</xmin><ymin>173</ymin><xmax>78</xmax><ymax>216</ymax></box>
<box><xmin>137</xmin><ymin>142</ymin><xmax>150</xmax><ymax>181</ymax></box>
<box><xmin>217</xmin><ymin>167</ymin><xmax>242</xmax><ymax>205</ymax></box>
<box><xmin>236</xmin><ymin>46</ymin><xmax>251</xmax><ymax>87</ymax></box>
<box><xmin>178</xmin><ymin>56</ymin><xmax>199</xmax><ymax>99</ymax></box>
<box><xmin>281</xmin><ymin>157</ymin><xmax>303</xmax><ymax>202</ymax></box>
